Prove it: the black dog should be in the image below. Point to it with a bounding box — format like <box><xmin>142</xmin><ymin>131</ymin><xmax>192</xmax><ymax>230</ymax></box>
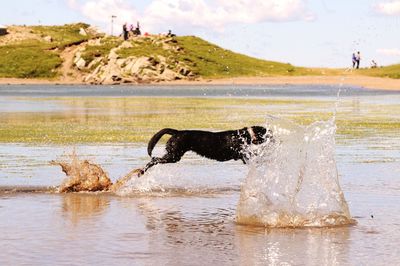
<box><xmin>138</xmin><ymin>126</ymin><xmax>272</xmax><ymax>175</ymax></box>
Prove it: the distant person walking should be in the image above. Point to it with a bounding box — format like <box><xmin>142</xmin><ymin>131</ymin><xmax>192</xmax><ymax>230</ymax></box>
<box><xmin>355</xmin><ymin>51</ymin><xmax>361</xmax><ymax>69</ymax></box>
<box><xmin>352</xmin><ymin>53</ymin><xmax>357</xmax><ymax>68</ymax></box>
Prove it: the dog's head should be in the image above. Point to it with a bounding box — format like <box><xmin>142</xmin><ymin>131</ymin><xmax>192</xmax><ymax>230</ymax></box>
<box><xmin>247</xmin><ymin>126</ymin><xmax>273</xmax><ymax>145</ymax></box>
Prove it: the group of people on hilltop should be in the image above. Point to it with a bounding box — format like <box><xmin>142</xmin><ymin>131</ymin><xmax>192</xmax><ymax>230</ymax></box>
<box><xmin>352</xmin><ymin>51</ymin><xmax>378</xmax><ymax>69</ymax></box>
<box><xmin>122</xmin><ymin>22</ymin><xmax>176</xmax><ymax>41</ymax></box>
<box><xmin>122</xmin><ymin>22</ymin><xmax>141</xmax><ymax>40</ymax></box>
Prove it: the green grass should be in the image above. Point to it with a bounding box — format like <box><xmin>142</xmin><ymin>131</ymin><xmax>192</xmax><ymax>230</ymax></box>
<box><xmin>0</xmin><ymin>23</ymin><xmax>97</xmax><ymax>78</ymax></box>
<box><xmin>115</xmin><ymin>35</ymin><xmax>340</xmax><ymax>78</ymax></box>
<box><xmin>117</xmin><ymin>38</ymin><xmax>172</xmax><ymax>59</ymax></box>
<box><xmin>0</xmin><ymin>23</ymin><xmax>397</xmax><ymax>80</ymax></box>
<box><xmin>0</xmin><ymin>43</ymin><xmax>62</xmax><ymax>78</ymax></box>
<box><xmin>31</xmin><ymin>23</ymin><xmax>96</xmax><ymax>49</ymax></box>
<box><xmin>358</xmin><ymin>64</ymin><xmax>400</xmax><ymax>79</ymax></box>
<box><xmin>0</xmin><ymin>97</ymin><xmax>318</xmax><ymax>143</ymax></box>
<box><xmin>1</xmin><ymin>97</ymin><xmax>399</xmax><ymax>144</ymax></box>
<box><xmin>175</xmin><ymin>36</ymin><xmax>339</xmax><ymax>78</ymax></box>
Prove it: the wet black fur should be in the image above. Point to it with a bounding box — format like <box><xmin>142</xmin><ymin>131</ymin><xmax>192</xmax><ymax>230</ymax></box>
<box><xmin>140</xmin><ymin>126</ymin><xmax>271</xmax><ymax>175</ymax></box>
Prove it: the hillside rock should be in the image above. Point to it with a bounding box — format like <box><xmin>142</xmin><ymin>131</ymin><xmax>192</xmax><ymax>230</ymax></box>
<box><xmin>43</xmin><ymin>35</ymin><xmax>53</xmax><ymax>42</ymax></box>
<box><xmin>75</xmin><ymin>57</ymin><xmax>86</xmax><ymax>70</ymax></box>
<box><xmin>87</xmin><ymin>38</ymin><xmax>102</xmax><ymax>46</ymax></box>
<box><xmin>119</xmin><ymin>41</ymin><xmax>133</xmax><ymax>49</ymax></box>
<box><xmin>79</xmin><ymin>28</ymin><xmax>87</xmax><ymax>36</ymax></box>
<box><xmin>76</xmin><ymin>35</ymin><xmax>195</xmax><ymax>84</ymax></box>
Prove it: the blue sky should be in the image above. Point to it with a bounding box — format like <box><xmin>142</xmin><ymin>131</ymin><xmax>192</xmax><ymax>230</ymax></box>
<box><xmin>1</xmin><ymin>0</ymin><xmax>399</xmax><ymax>68</ymax></box>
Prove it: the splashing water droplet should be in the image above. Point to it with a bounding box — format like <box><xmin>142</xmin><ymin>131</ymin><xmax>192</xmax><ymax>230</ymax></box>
<box><xmin>236</xmin><ymin>116</ymin><xmax>355</xmax><ymax>227</ymax></box>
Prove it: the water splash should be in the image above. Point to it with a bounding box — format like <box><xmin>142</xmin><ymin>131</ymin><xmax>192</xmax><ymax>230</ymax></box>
<box><xmin>115</xmin><ymin>164</ymin><xmax>240</xmax><ymax>197</ymax></box>
<box><xmin>52</xmin><ymin>151</ymin><xmax>239</xmax><ymax>196</ymax></box>
<box><xmin>237</xmin><ymin>116</ymin><xmax>355</xmax><ymax>227</ymax></box>
<box><xmin>51</xmin><ymin>104</ymin><xmax>355</xmax><ymax>227</ymax></box>
<box><xmin>51</xmin><ymin>151</ymin><xmax>113</xmax><ymax>192</ymax></box>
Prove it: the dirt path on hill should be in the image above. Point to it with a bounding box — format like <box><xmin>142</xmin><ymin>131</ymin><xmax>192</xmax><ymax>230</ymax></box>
<box><xmin>58</xmin><ymin>43</ymin><xmax>86</xmax><ymax>83</ymax></box>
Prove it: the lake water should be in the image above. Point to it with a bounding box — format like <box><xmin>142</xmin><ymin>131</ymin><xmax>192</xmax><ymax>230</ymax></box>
<box><xmin>0</xmin><ymin>84</ymin><xmax>399</xmax><ymax>265</ymax></box>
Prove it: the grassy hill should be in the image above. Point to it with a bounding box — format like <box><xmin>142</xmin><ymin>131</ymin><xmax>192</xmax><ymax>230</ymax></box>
<box><xmin>0</xmin><ymin>23</ymin><xmax>397</xmax><ymax>80</ymax></box>
<box><xmin>80</xmin><ymin>35</ymin><xmax>336</xmax><ymax>79</ymax></box>
<box><xmin>358</xmin><ymin>64</ymin><xmax>400</xmax><ymax>79</ymax></box>
<box><xmin>0</xmin><ymin>43</ymin><xmax>62</xmax><ymax>78</ymax></box>
<box><xmin>0</xmin><ymin>23</ymin><xmax>98</xmax><ymax>78</ymax></box>
<box><xmin>173</xmin><ymin>36</ymin><xmax>340</xmax><ymax>77</ymax></box>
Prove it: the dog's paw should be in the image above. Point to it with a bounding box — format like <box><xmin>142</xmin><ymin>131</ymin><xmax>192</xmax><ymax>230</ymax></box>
<box><xmin>136</xmin><ymin>168</ymin><xmax>145</xmax><ymax>177</ymax></box>
<box><xmin>129</xmin><ymin>168</ymin><xmax>145</xmax><ymax>178</ymax></box>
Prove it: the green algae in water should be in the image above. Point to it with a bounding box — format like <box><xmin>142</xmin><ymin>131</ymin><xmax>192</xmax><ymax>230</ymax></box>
<box><xmin>0</xmin><ymin>97</ymin><xmax>399</xmax><ymax>144</ymax></box>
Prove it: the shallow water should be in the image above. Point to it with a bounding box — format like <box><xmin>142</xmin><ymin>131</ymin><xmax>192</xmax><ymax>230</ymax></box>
<box><xmin>1</xmin><ymin>84</ymin><xmax>400</xmax><ymax>265</ymax></box>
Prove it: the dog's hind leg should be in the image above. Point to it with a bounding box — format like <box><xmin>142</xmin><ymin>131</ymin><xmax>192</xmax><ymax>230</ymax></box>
<box><xmin>140</xmin><ymin>152</ymin><xmax>184</xmax><ymax>175</ymax></box>
<box><xmin>139</xmin><ymin>136</ymin><xmax>186</xmax><ymax>176</ymax></box>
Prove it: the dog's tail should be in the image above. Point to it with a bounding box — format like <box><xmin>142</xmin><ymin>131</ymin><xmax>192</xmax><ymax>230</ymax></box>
<box><xmin>147</xmin><ymin>128</ymin><xmax>178</xmax><ymax>156</ymax></box>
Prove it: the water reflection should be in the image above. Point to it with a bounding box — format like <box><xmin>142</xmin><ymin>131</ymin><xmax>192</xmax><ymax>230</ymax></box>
<box><xmin>351</xmin><ymin>97</ymin><xmax>361</xmax><ymax>115</ymax></box>
<box><xmin>236</xmin><ymin>226</ymin><xmax>351</xmax><ymax>265</ymax></box>
<box><xmin>136</xmin><ymin>199</ymin><xmax>238</xmax><ymax>265</ymax></box>
<box><xmin>61</xmin><ymin>193</ymin><xmax>111</xmax><ymax>224</ymax></box>
<box><xmin>134</xmin><ymin>197</ymin><xmax>352</xmax><ymax>265</ymax></box>
<box><xmin>2</xmin><ymin>191</ymin><xmax>400</xmax><ymax>265</ymax></box>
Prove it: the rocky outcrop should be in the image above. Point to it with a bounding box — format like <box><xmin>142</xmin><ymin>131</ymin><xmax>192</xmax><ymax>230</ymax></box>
<box><xmin>73</xmin><ymin>36</ymin><xmax>196</xmax><ymax>84</ymax></box>
<box><xmin>43</xmin><ymin>35</ymin><xmax>52</xmax><ymax>42</ymax></box>
<box><xmin>79</xmin><ymin>28</ymin><xmax>87</xmax><ymax>36</ymax></box>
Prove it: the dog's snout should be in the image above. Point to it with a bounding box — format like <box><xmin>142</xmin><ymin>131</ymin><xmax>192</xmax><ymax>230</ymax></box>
<box><xmin>252</xmin><ymin>129</ymin><xmax>273</xmax><ymax>145</ymax></box>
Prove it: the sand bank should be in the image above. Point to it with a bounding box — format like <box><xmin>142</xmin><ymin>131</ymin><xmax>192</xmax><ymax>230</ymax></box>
<box><xmin>165</xmin><ymin>75</ymin><xmax>400</xmax><ymax>91</ymax></box>
<box><xmin>1</xmin><ymin>75</ymin><xmax>399</xmax><ymax>91</ymax></box>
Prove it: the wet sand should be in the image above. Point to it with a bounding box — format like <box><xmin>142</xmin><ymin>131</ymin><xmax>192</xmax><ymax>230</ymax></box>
<box><xmin>1</xmin><ymin>75</ymin><xmax>400</xmax><ymax>91</ymax></box>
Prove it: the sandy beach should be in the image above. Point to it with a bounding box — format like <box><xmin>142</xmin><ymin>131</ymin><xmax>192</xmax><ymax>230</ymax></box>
<box><xmin>1</xmin><ymin>75</ymin><xmax>399</xmax><ymax>91</ymax></box>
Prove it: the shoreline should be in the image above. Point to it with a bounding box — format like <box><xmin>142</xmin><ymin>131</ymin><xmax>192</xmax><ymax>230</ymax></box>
<box><xmin>0</xmin><ymin>75</ymin><xmax>399</xmax><ymax>91</ymax></box>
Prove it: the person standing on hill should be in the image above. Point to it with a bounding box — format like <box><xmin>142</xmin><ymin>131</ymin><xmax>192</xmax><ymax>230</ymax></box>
<box><xmin>355</xmin><ymin>51</ymin><xmax>361</xmax><ymax>69</ymax></box>
<box><xmin>122</xmin><ymin>23</ymin><xmax>128</xmax><ymax>40</ymax></box>
<box><xmin>352</xmin><ymin>53</ymin><xmax>357</xmax><ymax>68</ymax></box>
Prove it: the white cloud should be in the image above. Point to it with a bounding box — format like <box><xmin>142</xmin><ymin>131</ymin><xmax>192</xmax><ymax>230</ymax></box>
<box><xmin>67</xmin><ymin>0</ymin><xmax>140</xmax><ymax>34</ymax></box>
<box><xmin>66</xmin><ymin>0</ymin><xmax>313</xmax><ymax>34</ymax></box>
<box><xmin>144</xmin><ymin>0</ymin><xmax>314</xmax><ymax>31</ymax></box>
<box><xmin>377</xmin><ymin>48</ymin><xmax>400</xmax><ymax>56</ymax></box>
<box><xmin>375</xmin><ymin>1</ymin><xmax>400</xmax><ymax>16</ymax></box>
<box><xmin>148</xmin><ymin>0</ymin><xmax>311</xmax><ymax>22</ymax></box>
